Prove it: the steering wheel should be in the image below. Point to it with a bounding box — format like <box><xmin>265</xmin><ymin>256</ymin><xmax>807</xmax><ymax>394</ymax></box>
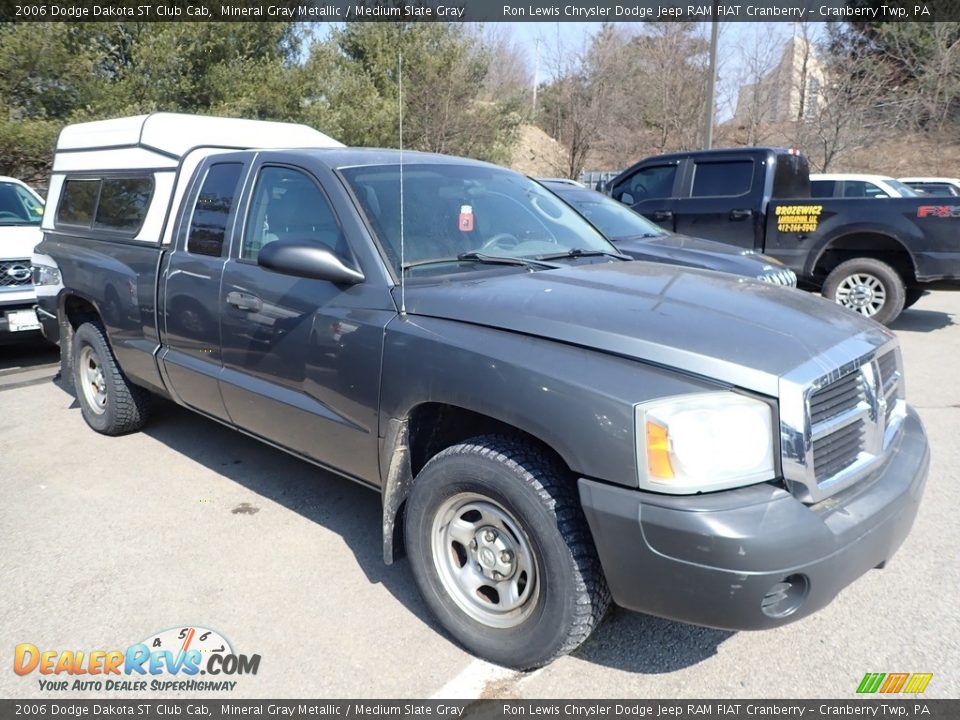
<box><xmin>0</xmin><ymin>211</ymin><xmax>22</xmax><ymax>220</ymax></box>
<box><xmin>478</xmin><ymin>233</ymin><xmax>520</xmax><ymax>252</ymax></box>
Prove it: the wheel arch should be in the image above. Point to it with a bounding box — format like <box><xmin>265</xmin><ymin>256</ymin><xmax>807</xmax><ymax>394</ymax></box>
<box><xmin>379</xmin><ymin>402</ymin><xmax>571</xmax><ymax>565</ymax></box>
<box><xmin>57</xmin><ymin>292</ymin><xmax>104</xmax><ymax>385</ymax></box>
<box><xmin>809</xmin><ymin>232</ymin><xmax>918</xmax><ymax>287</ymax></box>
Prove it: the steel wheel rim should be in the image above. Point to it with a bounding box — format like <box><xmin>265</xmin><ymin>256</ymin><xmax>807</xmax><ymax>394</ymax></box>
<box><xmin>79</xmin><ymin>345</ymin><xmax>107</xmax><ymax>414</ymax></box>
<box><xmin>834</xmin><ymin>273</ymin><xmax>886</xmax><ymax>317</ymax></box>
<box><xmin>431</xmin><ymin>492</ymin><xmax>540</xmax><ymax>629</ymax></box>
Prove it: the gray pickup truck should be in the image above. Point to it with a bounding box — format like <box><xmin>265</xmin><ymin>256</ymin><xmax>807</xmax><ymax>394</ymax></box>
<box><xmin>38</xmin><ymin>114</ymin><xmax>930</xmax><ymax>670</ymax></box>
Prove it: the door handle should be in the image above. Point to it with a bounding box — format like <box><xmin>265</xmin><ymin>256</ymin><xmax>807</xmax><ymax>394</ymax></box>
<box><xmin>650</xmin><ymin>210</ymin><xmax>673</xmax><ymax>222</ymax></box>
<box><xmin>729</xmin><ymin>209</ymin><xmax>752</xmax><ymax>221</ymax></box>
<box><xmin>226</xmin><ymin>291</ymin><xmax>262</xmax><ymax>312</ymax></box>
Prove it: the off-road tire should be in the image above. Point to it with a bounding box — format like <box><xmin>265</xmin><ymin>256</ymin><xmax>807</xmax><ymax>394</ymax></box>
<box><xmin>822</xmin><ymin>258</ymin><xmax>906</xmax><ymax>326</ymax></box>
<box><xmin>72</xmin><ymin>322</ymin><xmax>150</xmax><ymax>435</ymax></box>
<box><xmin>404</xmin><ymin>434</ymin><xmax>610</xmax><ymax>670</ymax></box>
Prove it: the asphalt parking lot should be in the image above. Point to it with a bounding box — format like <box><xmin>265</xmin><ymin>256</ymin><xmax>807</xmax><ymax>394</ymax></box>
<box><xmin>1</xmin><ymin>292</ymin><xmax>958</xmax><ymax>700</ymax></box>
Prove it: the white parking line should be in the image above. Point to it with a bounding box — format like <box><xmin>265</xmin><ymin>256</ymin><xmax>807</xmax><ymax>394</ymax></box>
<box><xmin>429</xmin><ymin>658</ymin><xmax>518</xmax><ymax>699</ymax></box>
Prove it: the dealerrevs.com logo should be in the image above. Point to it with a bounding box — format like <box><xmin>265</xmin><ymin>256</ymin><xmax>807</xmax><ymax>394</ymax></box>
<box><xmin>14</xmin><ymin>626</ymin><xmax>260</xmax><ymax>692</ymax></box>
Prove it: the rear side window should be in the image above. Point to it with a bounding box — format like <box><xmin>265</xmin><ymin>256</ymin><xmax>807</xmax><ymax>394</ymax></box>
<box><xmin>57</xmin><ymin>179</ymin><xmax>99</xmax><ymax>226</ymax></box>
<box><xmin>57</xmin><ymin>176</ymin><xmax>153</xmax><ymax>234</ymax></box>
<box><xmin>691</xmin><ymin>160</ymin><xmax>753</xmax><ymax>197</ymax></box>
<box><xmin>772</xmin><ymin>153</ymin><xmax>810</xmax><ymax>198</ymax></box>
<box><xmin>187</xmin><ymin>163</ymin><xmax>244</xmax><ymax>257</ymax></box>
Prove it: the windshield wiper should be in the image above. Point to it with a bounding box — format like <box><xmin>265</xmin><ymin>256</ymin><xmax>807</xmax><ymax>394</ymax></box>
<box><xmin>458</xmin><ymin>251</ymin><xmax>559</xmax><ymax>270</ymax></box>
<box><xmin>402</xmin><ymin>252</ymin><xmax>558</xmax><ymax>272</ymax></box>
<box><xmin>536</xmin><ymin>248</ymin><xmax>632</xmax><ymax>261</ymax></box>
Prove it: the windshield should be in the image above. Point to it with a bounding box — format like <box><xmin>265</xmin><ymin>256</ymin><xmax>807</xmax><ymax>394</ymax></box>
<box><xmin>340</xmin><ymin>163</ymin><xmax>617</xmax><ymax>275</ymax></box>
<box><xmin>0</xmin><ymin>181</ymin><xmax>44</xmax><ymax>226</ymax></box>
<box><xmin>556</xmin><ymin>191</ymin><xmax>667</xmax><ymax>241</ymax></box>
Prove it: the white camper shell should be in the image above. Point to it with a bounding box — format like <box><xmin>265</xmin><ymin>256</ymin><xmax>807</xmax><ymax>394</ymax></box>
<box><xmin>43</xmin><ymin>113</ymin><xmax>344</xmax><ymax>245</ymax></box>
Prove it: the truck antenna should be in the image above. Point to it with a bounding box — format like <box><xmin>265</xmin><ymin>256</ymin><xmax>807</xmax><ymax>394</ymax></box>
<box><xmin>398</xmin><ymin>52</ymin><xmax>406</xmax><ymax>316</ymax></box>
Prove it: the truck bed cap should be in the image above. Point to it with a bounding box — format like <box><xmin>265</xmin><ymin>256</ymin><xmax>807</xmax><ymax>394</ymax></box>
<box><xmin>54</xmin><ymin>112</ymin><xmax>343</xmax><ymax>171</ymax></box>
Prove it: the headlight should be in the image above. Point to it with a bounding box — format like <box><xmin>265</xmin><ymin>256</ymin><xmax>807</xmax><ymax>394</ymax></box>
<box><xmin>31</xmin><ymin>264</ymin><xmax>61</xmax><ymax>286</ymax></box>
<box><xmin>636</xmin><ymin>392</ymin><xmax>775</xmax><ymax>494</ymax></box>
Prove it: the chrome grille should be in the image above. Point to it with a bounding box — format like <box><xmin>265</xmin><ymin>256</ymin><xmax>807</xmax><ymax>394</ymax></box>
<box><xmin>878</xmin><ymin>350</ymin><xmax>900</xmax><ymax>425</ymax></box>
<box><xmin>809</xmin><ymin>369</ymin><xmax>867</xmax><ymax>482</ymax></box>
<box><xmin>780</xmin><ymin>338</ymin><xmax>906</xmax><ymax>504</ymax></box>
<box><xmin>0</xmin><ymin>259</ymin><xmax>32</xmax><ymax>288</ymax></box>
<box><xmin>813</xmin><ymin>418</ymin><xmax>864</xmax><ymax>480</ymax></box>
<box><xmin>809</xmin><ymin>371</ymin><xmax>864</xmax><ymax>425</ymax></box>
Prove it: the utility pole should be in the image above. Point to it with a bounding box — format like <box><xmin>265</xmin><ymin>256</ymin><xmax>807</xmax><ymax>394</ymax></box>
<box><xmin>703</xmin><ymin>13</ymin><xmax>720</xmax><ymax>149</ymax></box>
<box><xmin>532</xmin><ymin>37</ymin><xmax>540</xmax><ymax>118</ymax></box>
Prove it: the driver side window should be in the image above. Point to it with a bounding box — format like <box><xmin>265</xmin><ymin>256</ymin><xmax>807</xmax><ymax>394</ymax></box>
<box><xmin>613</xmin><ymin>165</ymin><xmax>677</xmax><ymax>204</ymax></box>
<box><xmin>242</xmin><ymin>166</ymin><xmax>340</xmax><ymax>261</ymax></box>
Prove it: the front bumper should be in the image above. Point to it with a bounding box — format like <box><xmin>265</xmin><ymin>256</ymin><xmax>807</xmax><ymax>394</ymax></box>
<box><xmin>0</xmin><ymin>303</ymin><xmax>41</xmax><ymax>339</ymax></box>
<box><xmin>34</xmin><ymin>304</ymin><xmax>59</xmax><ymax>344</ymax></box>
<box><xmin>579</xmin><ymin>407</ymin><xmax>929</xmax><ymax>630</ymax></box>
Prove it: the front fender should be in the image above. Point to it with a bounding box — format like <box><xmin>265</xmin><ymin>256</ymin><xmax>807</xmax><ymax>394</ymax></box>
<box><xmin>376</xmin><ymin>314</ymin><xmax>722</xmax><ymax>561</ymax></box>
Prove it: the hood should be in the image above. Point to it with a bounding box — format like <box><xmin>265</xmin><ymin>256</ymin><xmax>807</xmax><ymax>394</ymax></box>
<box><xmin>615</xmin><ymin>233</ymin><xmax>781</xmax><ymax>278</ymax></box>
<box><xmin>402</xmin><ymin>262</ymin><xmax>892</xmax><ymax>396</ymax></box>
<box><xmin>0</xmin><ymin>225</ymin><xmax>43</xmax><ymax>260</ymax></box>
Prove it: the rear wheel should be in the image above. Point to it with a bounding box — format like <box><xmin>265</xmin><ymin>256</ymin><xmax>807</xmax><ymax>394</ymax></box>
<box><xmin>72</xmin><ymin>322</ymin><xmax>150</xmax><ymax>435</ymax></box>
<box><xmin>404</xmin><ymin>435</ymin><xmax>610</xmax><ymax>669</ymax></box>
<box><xmin>822</xmin><ymin>258</ymin><xmax>905</xmax><ymax>326</ymax></box>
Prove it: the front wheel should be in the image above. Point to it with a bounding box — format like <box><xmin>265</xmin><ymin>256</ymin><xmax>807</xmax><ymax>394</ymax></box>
<box><xmin>822</xmin><ymin>258</ymin><xmax>905</xmax><ymax>326</ymax></box>
<box><xmin>404</xmin><ymin>435</ymin><xmax>610</xmax><ymax>670</ymax></box>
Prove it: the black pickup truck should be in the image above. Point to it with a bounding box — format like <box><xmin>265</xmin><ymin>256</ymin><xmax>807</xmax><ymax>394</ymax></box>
<box><xmin>36</xmin><ymin>114</ymin><xmax>930</xmax><ymax>670</ymax></box>
<box><xmin>607</xmin><ymin>147</ymin><xmax>960</xmax><ymax>325</ymax></box>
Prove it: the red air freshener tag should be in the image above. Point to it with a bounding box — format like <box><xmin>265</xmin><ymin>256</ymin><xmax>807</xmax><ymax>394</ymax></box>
<box><xmin>459</xmin><ymin>205</ymin><xmax>474</xmax><ymax>232</ymax></box>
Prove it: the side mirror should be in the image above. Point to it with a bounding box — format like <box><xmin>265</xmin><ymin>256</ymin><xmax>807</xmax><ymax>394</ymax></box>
<box><xmin>258</xmin><ymin>241</ymin><xmax>364</xmax><ymax>285</ymax></box>
<box><xmin>619</xmin><ymin>192</ymin><xmax>635</xmax><ymax>205</ymax></box>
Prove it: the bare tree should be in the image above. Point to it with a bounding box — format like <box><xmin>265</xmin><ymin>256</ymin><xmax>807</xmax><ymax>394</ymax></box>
<box><xmin>471</xmin><ymin>24</ymin><xmax>532</xmax><ymax>111</ymax></box>
<box><xmin>879</xmin><ymin>22</ymin><xmax>960</xmax><ymax>135</ymax></box>
<box><xmin>628</xmin><ymin>23</ymin><xmax>710</xmax><ymax>154</ymax></box>
<box><xmin>727</xmin><ymin>25</ymin><xmax>789</xmax><ymax>146</ymax></box>
<box><xmin>536</xmin><ymin>24</ymin><xmax>618</xmax><ymax>178</ymax></box>
<box><xmin>806</xmin><ymin>55</ymin><xmax>897</xmax><ymax>171</ymax></box>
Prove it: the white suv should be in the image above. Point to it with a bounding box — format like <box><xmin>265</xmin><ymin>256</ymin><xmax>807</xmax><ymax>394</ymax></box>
<box><xmin>0</xmin><ymin>176</ymin><xmax>45</xmax><ymax>341</ymax></box>
<box><xmin>810</xmin><ymin>173</ymin><xmax>919</xmax><ymax>199</ymax></box>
